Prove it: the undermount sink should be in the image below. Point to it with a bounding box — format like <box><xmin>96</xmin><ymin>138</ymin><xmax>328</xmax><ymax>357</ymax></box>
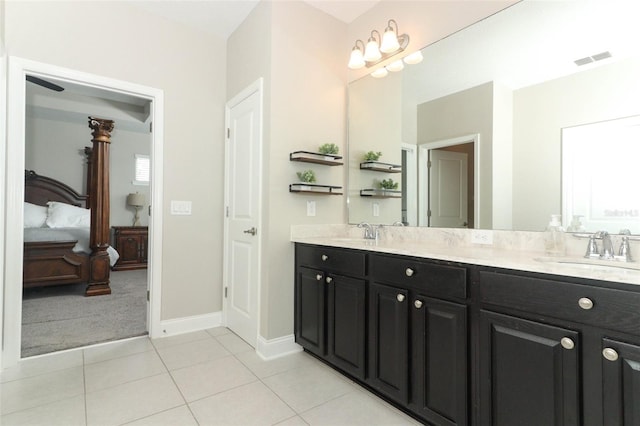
<box><xmin>534</xmin><ymin>256</ymin><xmax>640</xmax><ymax>272</ymax></box>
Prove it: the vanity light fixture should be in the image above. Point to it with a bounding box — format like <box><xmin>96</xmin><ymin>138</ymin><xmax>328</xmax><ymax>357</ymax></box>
<box><xmin>386</xmin><ymin>60</ymin><xmax>404</xmax><ymax>72</ymax></box>
<box><xmin>403</xmin><ymin>50</ymin><xmax>424</xmax><ymax>65</ymax></box>
<box><xmin>348</xmin><ymin>19</ymin><xmax>410</xmax><ymax>69</ymax></box>
<box><xmin>371</xmin><ymin>67</ymin><xmax>389</xmax><ymax>78</ymax></box>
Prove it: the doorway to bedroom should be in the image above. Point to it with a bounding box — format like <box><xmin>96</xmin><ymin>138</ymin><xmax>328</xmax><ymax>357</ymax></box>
<box><xmin>2</xmin><ymin>58</ymin><xmax>164</xmax><ymax>367</ymax></box>
<box><xmin>22</xmin><ymin>76</ymin><xmax>152</xmax><ymax>357</ymax></box>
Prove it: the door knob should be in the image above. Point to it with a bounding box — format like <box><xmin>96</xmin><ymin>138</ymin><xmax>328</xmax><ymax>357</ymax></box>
<box><xmin>243</xmin><ymin>227</ymin><xmax>257</xmax><ymax>236</ymax></box>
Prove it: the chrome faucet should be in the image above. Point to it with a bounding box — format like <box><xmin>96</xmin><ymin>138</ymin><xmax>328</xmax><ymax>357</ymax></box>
<box><xmin>358</xmin><ymin>222</ymin><xmax>380</xmax><ymax>240</ymax></box>
<box><xmin>595</xmin><ymin>231</ymin><xmax>615</xmax><ymax>259</ymax></box>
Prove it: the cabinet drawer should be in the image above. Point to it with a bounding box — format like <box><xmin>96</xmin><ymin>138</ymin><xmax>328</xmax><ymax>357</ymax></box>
<box><xmin>296</xmin><ymin>244</ymin><xmax>365</xmax><ymax>277</ymax></box>
<box><xmin>370</xmin><ymin>254</ymin><xmax>467</xmax><ymax>300</ymax></box>
<box><xmin>480</xmin><ymin>271</ymin><xmax>640</xmax><ymax>336</ymax></box>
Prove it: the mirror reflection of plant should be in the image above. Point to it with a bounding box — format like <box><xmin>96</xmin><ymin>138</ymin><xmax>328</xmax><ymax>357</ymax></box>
<box><xmin>297</xmin><ymin>170</ymin><xmax>316</xmax><ymax>183</ymax></box>
<box><xmin>379</xmin><ymin>178</ymin><xmax>399</xmax><ymax>190</ymax></box>
<box><xmin>364</xmin><ymin>151</ymin><xmax>382</xmax><ymax>161</ymax></box>
<box><xmin>318</xmin><ymin>143</ymin><xmax>339</xmax><ymax>155</ymax></box>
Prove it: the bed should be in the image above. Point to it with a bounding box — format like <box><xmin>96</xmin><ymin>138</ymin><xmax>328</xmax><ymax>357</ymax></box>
<box><xmin>23</xmin><ymin>117</ymin><xmax>117</xmax><ymax>296</ymax></box>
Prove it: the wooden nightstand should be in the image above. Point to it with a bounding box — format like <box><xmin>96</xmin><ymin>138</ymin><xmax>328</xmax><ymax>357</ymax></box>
<box><xmin>112</xmin><ymin>226</ymin><xmax>148</xmax><ymax>271</ymax></box>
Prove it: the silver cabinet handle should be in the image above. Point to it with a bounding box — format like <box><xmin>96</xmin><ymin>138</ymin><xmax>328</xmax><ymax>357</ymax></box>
<box><xmin>321</xmin><ymin>254</ymin><xmax>328</xmax><ymax>261</ymax></box>
<box><xmin>316</xmin><ymin>274</ymin><xmax>322</xmax><ymax>281</ymax></box>
<box><xmin>578</xmin><ymin>297</ymin><xmax>594</xmax><ymax>310</ymax></box>
<box><xmin>243</xmin><ymin>227</ymin><xmax>257</xmax><ymax>236</ymax></box>
<box><xmin>603</xmin><ymin>348</ymin><xmax>619</xmax><ymax>361</ymax></box>
<box><xmin>414</xmin><ymin>300</ymin><xmax>423</xmax><ymax>309</ymax></box>
<box><xmin>326</xmin><ymin>277</ymin><xmax>333</xmax><ymax>284</ymax></box>
<box><xmin>396</xmin><ymin>294</ymin><xmax>405</xmax><ymax>302</ymax></box>
<box><xmin>405</xmin><ymin>268</ymin><xmax>414</xmax><ymax>277</ymax></box>
<box><xmin>560</xmin><ymin>337</ymin><xmax>575</xmax><ymax>350</ymax></box>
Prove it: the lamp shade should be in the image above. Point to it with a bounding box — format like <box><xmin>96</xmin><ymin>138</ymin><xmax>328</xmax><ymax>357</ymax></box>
<box><xmin>403</xmin><ymin>50</ymin><xmax>424</xmax><ymax>65</ymax></box>
<box><xmin>387</xmin><ymin>60</ymin><xmax>404</xmax><ymax>72</ymax></box>
<box><xmin>371</xmin><ymin>67</ymin><xmax>388</xmax><ymax>78</ymax></box>
<box><xmin>380</xmin><ymin>26</ymin><xmax>400</xmax><ymax>53</ymax></box>
<box><xmin>364</xmin><ymin>35</ymin><xmax>382</xmax><ymax>62</ymax></box>
<box><xmin>348</xmin><ymin>46</ymin><xmax>365</xmax><ymax>69</ymax></box>
<box><xmin>127</xmin><ymin>192</ymin><xmax>146</xmax><ymax>207</ymax></box>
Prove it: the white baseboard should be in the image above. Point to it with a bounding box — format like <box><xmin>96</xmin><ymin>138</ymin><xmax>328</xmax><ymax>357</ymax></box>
<box><xmin>256</xmin><ymin>334</ymin><xmax>302</xmax><ymax>360</ymax></box>
<box><xmin>154</xmin><ymin>311</ymin><xmax>222</xmax><ymax>339</ymax></box>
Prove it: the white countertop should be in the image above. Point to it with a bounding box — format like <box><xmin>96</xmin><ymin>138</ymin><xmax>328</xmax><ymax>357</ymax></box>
<box><xmin>291</xmin><ymin>228</ymin><xmax>640</xmax><ymax>286</ymax></box>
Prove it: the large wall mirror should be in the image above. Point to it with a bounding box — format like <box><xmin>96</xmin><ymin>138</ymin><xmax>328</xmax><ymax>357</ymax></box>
<box><xmin>347</xmin><ymin>0</ymin><xmax>640</xmax><ymax>233</ymax></box>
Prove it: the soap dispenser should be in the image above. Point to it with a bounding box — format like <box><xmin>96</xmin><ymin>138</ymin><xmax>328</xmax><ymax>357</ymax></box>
<box><xmin>544</xmin><ymin>214</ymin><xmax>566</xmax><ymax>256</ymax></box>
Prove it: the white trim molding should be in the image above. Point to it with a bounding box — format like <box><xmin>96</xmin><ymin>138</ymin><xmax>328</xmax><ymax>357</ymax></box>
<box><xmin>157</xmin><ymin>312</ymin><xmax>223</xmax><ymax>337</ymax></box>
<box><xmin>256</xmin><ymin>334</ymin><xmax>303</xmax><ymax>360</ymax></box>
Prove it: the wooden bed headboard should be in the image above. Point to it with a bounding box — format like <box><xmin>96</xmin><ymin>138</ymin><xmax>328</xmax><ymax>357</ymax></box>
<box><xmin>24</xmin><ymin>170</ymin><xmax>88</xmax><ymax>208</ymax></box>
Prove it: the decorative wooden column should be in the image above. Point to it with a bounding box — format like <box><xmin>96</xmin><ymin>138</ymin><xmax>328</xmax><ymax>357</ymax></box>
<box><xmin>86</xmin><ymin>117</ymin><xmax>114</xmax><ymax>296</ymax></box>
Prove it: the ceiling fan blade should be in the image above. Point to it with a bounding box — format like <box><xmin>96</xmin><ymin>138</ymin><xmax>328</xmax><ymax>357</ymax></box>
<box><xmin>26</xmin><ymin>75</ymin><xmax>65</xmax><ymax>92</ymax></box>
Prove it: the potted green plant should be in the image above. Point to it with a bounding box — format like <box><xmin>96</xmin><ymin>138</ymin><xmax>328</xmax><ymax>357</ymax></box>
<box><xmin>318</xmin><ymin>143</ymin><xmax>339</xmax><ymax>155</ymax></box>
<box><xmin>379</xmin><ymin>178</ymin><xmax>399</xmax><ymax>192</ymax></box>
<box><xmin>364</xmin><ymin>151</ymin><xmax>383</xmax><ymax>162</ymax></box>
<box><xmin>296</xmin><ymin>169</ymin><xmax>316</xmax><ymax>183</ymax></box>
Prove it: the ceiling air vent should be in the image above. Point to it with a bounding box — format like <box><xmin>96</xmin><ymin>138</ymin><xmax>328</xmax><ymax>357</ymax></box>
<box><xmin>575</xmin><ymin>51</ymin><xmax>612</xmax><ymax>66</ymax></box>
<box><xmin>574</xmin><ymin>56</ymin><xmax>593</xmax><ymax>66</ymax></box>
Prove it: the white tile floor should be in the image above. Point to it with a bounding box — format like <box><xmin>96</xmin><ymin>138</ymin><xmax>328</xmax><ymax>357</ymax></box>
<box><xmin>0</xmin><ymin>328</ymin><xmax>422</xmax><ymax>426</ymax></box>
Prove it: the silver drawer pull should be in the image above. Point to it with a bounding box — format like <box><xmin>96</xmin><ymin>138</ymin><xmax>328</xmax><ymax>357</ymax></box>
<box><xmin>602</xmin><ymin>347</ymin><xmax>619</xmax><ymax>362</ymax></box>
<box><xmin>578</xmin><ymin>297</ymin><xmax>594</xmax><ymax>310</ymax></box>
<box><xmin>316</xmin><ymin>274</ymin><xmax>322</xmax><ymax>281</ymax></box>
<box><xmin>414</xmin><ymin>300</ymin><xmax>423</xmax><ymax>309</ymax></box>
<box><xmin>325</xmin><ymin>277</ymin><xmax>333</xmax><ymax>284</ymax></box>
<box><xmin>396</xmin><ymin>294</ymin><xmax>405</xmax><ymax>302</ymax></box>
<box><xmin>405</xmin><ymin>268</ymin><xmax>414</xmax><ymax>277</ymax></box>
<box><xmin>321</xmin><ymin>254</ymin><xmax>328</xmax><ymax>261</ymax></box>
<box><xmin>560</xmin><ymin>337</ymin><xmax>575</xmax><ymax>350</ymax></box>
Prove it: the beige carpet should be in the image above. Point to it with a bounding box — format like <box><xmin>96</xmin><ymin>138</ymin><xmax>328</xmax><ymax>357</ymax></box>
<box><xmin>21</xmin><ymin>269</ymin><xmax>148</xmax><ymax>357</ymax></box>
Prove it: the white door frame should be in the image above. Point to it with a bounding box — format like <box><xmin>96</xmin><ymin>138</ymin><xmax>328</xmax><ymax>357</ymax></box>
<box><xmin>418</xmin><ymin>134</ymin><xmax>480</xmax><ymax>227</ymax></box>
<box><xmin>222</xmin><ymin>78</ymin><xmax>264</xmax><ymax>344</ymax></box>
<box><xmin>2</xmin><ymin>57</ymin><xmax>164</xmax><ymax>369</ymax></box>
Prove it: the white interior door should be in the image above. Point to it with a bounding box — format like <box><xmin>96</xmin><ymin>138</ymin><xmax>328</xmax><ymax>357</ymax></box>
<box><xmin>224</xmin><ymin>80</ymin><xmax>262</xmax><ymax>347</ymax></box>
<box><xmin>429</xmin><ymin>150</ymin><xmax>468</xmax><ymax>228</ymax></box>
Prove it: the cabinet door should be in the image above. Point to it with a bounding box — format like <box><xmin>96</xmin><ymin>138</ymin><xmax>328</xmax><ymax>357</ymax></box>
<box><xmin>326</xmin><ymin>274</ymin><xmax>366</xmax><ymax>380</ymax></box>
<box><xmin>117</xmin><ymin>235</ymin><xmax>141</xmax><ymax>264</ymax></box>
<box><xmin>411</xmin><ymin>296</ymin><xmax>467</xmax><ymax>426</ymax></box>
<box><xmin>295</xmin><ymin>267</ymin><xmax>326</xmax><ymax>356</ymax></box>
<box><xmin>368</xmin><ymin>282</ymin><xmax>410</xmax><ymax>403</ymax></box>
<box><xmin>602</xmin><ymin>338</ymin><xmax>640</xmax><ymax>425</ymax></box>
<box><xmin>480</xmin><ymin>310</ymin><xmax>580</xmax><ymax>426</ymax></box>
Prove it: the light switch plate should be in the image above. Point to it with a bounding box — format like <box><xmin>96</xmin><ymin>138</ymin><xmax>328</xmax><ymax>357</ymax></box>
<box><xmin>171</xmin><ymin>200</ymin><xmax>192</xmax><ymax>215</ymax></box>
<box><xmin>306</xmin><ymin>200</ymin><xmax>316</xmax><ymax>217</ymax></box>
<box><xmin>373</xmin><ymin>202</ymin><xmax>380</xmax><ymax>217</ymax></box>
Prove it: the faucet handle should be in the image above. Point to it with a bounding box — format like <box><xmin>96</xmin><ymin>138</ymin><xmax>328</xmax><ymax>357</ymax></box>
<box><xmin>585</xmin><ymin>235</ymin><xmax>599</xmax><ymax>258</ymax></box>
<box><xmin>619</xmin><ymin>236</ymin><xmax>633</xmax><ymax>262</ymax></box>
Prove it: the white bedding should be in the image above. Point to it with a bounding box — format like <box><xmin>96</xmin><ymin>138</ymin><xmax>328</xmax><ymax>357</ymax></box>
<box><xmin>24</xmin><ymin>227</ymin><xmax>120</xmax><ymax>267</ymax></box>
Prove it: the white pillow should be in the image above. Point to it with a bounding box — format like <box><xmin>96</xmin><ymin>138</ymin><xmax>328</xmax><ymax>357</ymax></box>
<box><xmin>24</xmin><ymin>202</ymin><xmax>48</xmax><ymax>228</ymax></box>
<box><xmin>46</xmin><ymin>201</ymin><xmax>91</xmax><ymax>228</ymax></box>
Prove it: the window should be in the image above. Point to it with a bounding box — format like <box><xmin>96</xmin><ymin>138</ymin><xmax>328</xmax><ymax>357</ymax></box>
<box><xmin>134</xmin><ymin>154</ymin><xmax>150</xmax><ymax>186</ymax></box>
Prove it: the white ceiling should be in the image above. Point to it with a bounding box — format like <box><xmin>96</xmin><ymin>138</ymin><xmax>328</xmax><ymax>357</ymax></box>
<box><xmin>131</xmin><ymin>0</ymin><xmax>380</xmax><ymax>40</ymax></box>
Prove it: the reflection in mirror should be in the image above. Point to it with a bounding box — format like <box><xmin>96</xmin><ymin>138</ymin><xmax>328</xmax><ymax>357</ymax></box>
<box><xmin>562</xmin><ymin>115</ymin><xmax>640</xmax><ymax>234</ymax></box>
<box><xmin>347</xmin><ymin>0</ymin><xmax>640</xmax><ymax>233</ymax></box>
